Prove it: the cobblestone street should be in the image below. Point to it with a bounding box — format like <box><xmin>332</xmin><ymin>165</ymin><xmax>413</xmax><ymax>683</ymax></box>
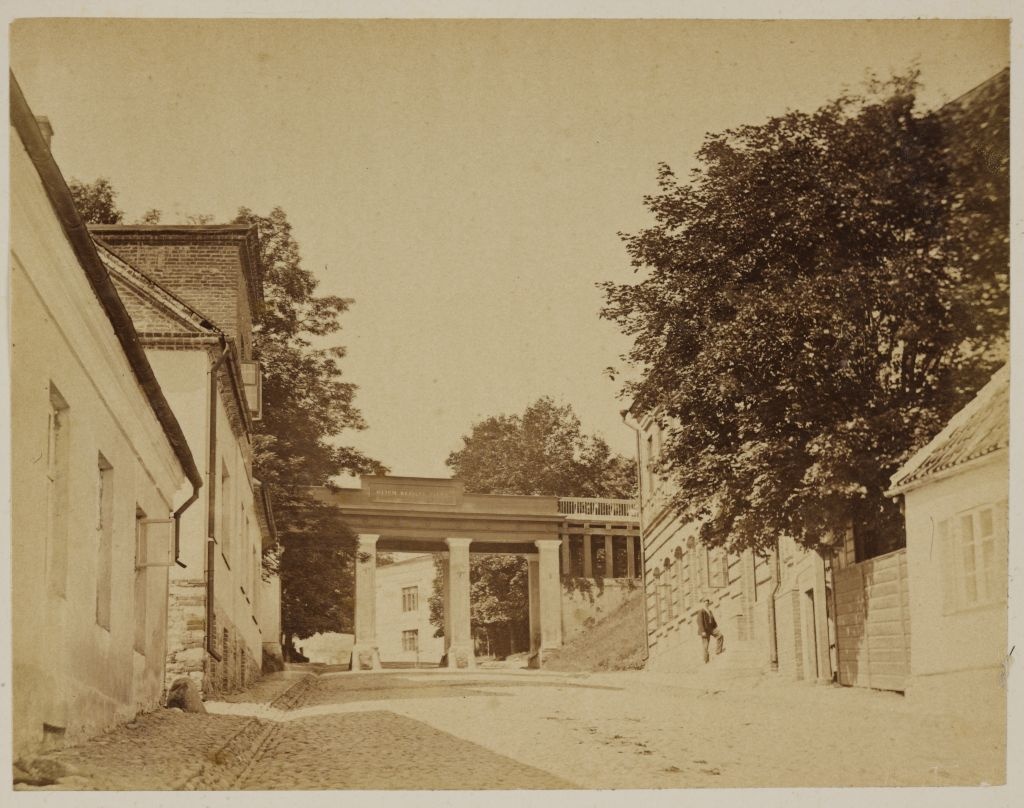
<box><xmin>14</xmin><ymin>664</ymin><xmax>1005</xmax><ymax>791</ymax></box>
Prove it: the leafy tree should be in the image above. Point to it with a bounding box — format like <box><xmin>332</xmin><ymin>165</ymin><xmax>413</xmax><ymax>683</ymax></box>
<box><xmin>446</xmin><ymin>397</ymin><xmax>636</xmax><ymax>498</ymax></box>
<box><xmin>600</xmin><ymin>70</ymin><xmax>1009</xmax><ymax>559</ymax></box>
<box><xmin>68</xmin><ymin>177</ymin><xmax>123</xmax><ymax>224</ymax></box>
<box><xmin>233</xmin><ymin>206</ymin><xmax>386</xmax><ymax>642</ymax></box>
<box><xmin>430</xmin><ymin>398</ymin><xmax>636</xmax><ymax>655</ymax></box>
<box><xmin>138</xmin><ymin>208</ymin><xmax>162</xmax><ymax>224</ymax></box>
<box><xmin>272</xmin><ymin>500</ymin><xmax>357</xmax><ymax>639</ymax></box>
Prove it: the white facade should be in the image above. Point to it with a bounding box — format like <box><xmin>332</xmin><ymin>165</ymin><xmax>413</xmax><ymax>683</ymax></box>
<box><xmin>374</xmin><ymin>556</ymin><xmax>446</xmax><ymax>666</ymax></box>
<box><xmin>10</xmin><ymin>124</ymin><xmax>192</xmax><ymax>757</ymax></box>
<box><xmin>888</xmin><ymin>367</ymin><xmax>1009</xmax><ymax>719</ymax></box>
<box><xmin>149</xmin><ymin>348</ymin><xmax>266</xmax><ymax>693</ymax></box>
<box><xmin>97</xmin><ymin>229</ymin><xmax>278</xmax><ymax>696</ymax></box>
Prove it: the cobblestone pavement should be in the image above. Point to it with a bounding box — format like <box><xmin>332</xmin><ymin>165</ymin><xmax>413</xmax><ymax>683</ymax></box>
<box><xmin>13</xmin><ymin>666</ymin><xmax>1006</xmax><ymax>791</ymax></box>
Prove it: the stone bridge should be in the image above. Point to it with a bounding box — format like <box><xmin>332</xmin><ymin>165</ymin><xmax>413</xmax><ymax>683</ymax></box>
<box><xmin>307</xmin><ymin>476</ymin><xmax>639</xmax><ymax>670</ymax></box>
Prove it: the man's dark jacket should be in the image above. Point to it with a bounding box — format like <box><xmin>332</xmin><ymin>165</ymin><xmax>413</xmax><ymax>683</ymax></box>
<box><xmin>696</xmin><ymin>608</ymin><xmax>717</xmax><ymax>636</ymax></box>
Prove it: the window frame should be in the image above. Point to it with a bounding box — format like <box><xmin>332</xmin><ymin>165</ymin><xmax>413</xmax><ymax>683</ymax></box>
<box><xmin>940</xmin><ymin>503</ymin><xmax>1004</xmax><ymax>615</ymax></box>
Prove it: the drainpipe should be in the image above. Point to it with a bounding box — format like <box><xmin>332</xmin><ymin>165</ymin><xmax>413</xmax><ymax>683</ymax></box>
<box><xmin>767</xmin><ymin>540</ymin><xmax>781</xmax><ymax>671</ymax></box>
<box><xmin>205</xmin><ymin>343</ymin><xmax>232</xmax><ymax>662</ymax></box>
<box><xmin>172</xmin><ymin>489</ymin><xmax>200</xmax><ymax>569</ymax></box>
<box><xmin>620</xmin><ymin>409</ymin><xmax>650</xmax><ymax>662</ymax></box>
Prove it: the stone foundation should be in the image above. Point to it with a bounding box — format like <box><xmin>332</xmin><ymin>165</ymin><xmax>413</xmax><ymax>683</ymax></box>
<box><xmin>165</xmin><ymin>579</ymin><xmax>208</xmax><ymax>692</ymax></box>
<box><xmin>205</xmin><ymin>608</ymin><xmax>261</xmax><ymax>697</ymax></box>
<box><xmin>166</xmin><ymin>579</ymin><xmax>261</xmax><ymax>698</ymax></box>
<box><xmin>262</xmin><ymin>642</ymin><xmax>285</xmax><ymax>674</ymax></box>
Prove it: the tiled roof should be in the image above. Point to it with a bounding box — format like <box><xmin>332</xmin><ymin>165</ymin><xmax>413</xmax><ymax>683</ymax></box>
<box><xmin>888</xmin><ymin>365</ymin><xmax>1009</xmax><ymax>494</ymax></box>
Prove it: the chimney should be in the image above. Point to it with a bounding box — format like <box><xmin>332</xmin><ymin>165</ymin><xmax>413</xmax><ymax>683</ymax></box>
<box><xmin>35</xmin><ymin>116</ymin><xmax>54</xmax><ymax>148</ymax></box>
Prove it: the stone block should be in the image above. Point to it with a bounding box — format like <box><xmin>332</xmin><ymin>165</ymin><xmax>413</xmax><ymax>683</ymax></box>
<box><xmin>166</xmin><ymin>677</ymin><xmax>206</xmax><ymax>713</ymax></box>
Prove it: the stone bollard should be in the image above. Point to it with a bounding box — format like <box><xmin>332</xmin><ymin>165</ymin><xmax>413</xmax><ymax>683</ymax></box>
<box><xmin>166</xmin><ymin>677</ymin><xmax>207</xmax><ymax>713</ymax></box>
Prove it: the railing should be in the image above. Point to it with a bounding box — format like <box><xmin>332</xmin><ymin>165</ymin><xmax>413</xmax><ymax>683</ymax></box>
<box><xmin>558</xmin><ymin>497</ymin><xmax>640</xmax><ymax>520</ymax></box>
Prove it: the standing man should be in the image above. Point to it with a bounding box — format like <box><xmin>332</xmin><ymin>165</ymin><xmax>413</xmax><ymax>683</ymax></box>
<box><xmin>697</xmin><ymin>598</ymin><xmax>725</xmax><ymax>663</ymax></box>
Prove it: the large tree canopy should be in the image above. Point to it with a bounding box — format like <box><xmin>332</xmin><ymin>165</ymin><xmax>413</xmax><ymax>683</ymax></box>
<box><xmin>232</xmin><ymin>206</ymin><xmax>385</xmax><ymax>641</ymax></box>
<box><xmin>601</xmin><ymin>70</ymin><xmax>1009</xmax><ymax>558</ymax></box>
<box><xmin>430</xmin><ymin>398</ymin><xmax>636</xmax><ymax>655</ymax></box>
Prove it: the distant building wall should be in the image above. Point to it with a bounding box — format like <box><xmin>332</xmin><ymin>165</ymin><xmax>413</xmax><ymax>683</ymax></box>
<box><xmin>635</xmin><ymin>415</ymin><xmax>831</xmax><ymax>679</ymax></box>
<box><xmin>260</xmin><ymin>574</ymin><xmax>284</xmax><ymax>670</ymax></box>
<box><xmin>375</xmin><ymin>557</ymin><xmax>446</xmax><ymax>665</ymax></box>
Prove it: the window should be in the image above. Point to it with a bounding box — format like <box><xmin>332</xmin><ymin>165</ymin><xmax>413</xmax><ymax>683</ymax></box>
<box><xmin>941</xmin><ymin>505</ymin><xmax>1004</xmax><ymax>613</ymax></box>
<box><xmin>134</xmin><ymin>507</ymin><xmax>147</xmax><ymax>654</ymax></box>
<box><xmin>95</xmin><ymin>454</ymin><xmax>114</xmax><ymax>629</ymax></box>
<box><xmin>402</xmin><ymin>586</ymin><xmax>418</xmax><ymax>613</ymax></box>
<box><xmin>46</xmin><ymin>385</ymin><xmax>70</xmax><ymax>597</ymax></box>
<box><xmin>240</xmin><ymin>361</ymin><xmax>263</xmax><ymax>420</ymax></box>
<box><xmin>673</xmin><ymin>547</ymin><xmax>686</xmax><ymax>610</ymax></box>
<box><xmin>709</xmin><ymin>547</ymin><xmax>729</xmax><ymax>588</ymax></box>
<box><xmin>402</xmin><ymin>629</ymin><xmax>419</xmax><ymax>652</ymax></box>
<box><xmin>663</xmin><ymin>558</ymin><xmax>675</xmax><ymax>620</ymax></box>
<box><xmin>695</xmin><ymin>546</ymin><xmax>708</xmax><ymax>593</ymax></box>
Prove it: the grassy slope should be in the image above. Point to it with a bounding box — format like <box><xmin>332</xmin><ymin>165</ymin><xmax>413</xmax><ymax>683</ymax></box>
<box><xmin>543</xmin><ymin>593</ymin><xmax>646</xmax><ymax>672</ymax></box>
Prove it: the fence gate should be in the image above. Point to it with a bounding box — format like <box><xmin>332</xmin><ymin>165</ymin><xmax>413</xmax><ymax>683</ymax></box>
<box><xmin>834</xmin><ymin>548</ymin><xmax>911</xmax><ymax>692</ymax></box>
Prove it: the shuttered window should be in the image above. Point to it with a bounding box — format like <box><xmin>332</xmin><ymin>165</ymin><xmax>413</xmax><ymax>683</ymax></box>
<box><xmin>941</xmin><ymin>505</ymin><xmax>1004</xmax><ymax>613</ymax></box>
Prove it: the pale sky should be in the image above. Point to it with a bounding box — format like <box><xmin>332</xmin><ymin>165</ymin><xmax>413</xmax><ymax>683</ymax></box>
<box><xmin>10</xmin><ymin>18</ymin><xmax>1009</xmax><ymax>479</ymax></box>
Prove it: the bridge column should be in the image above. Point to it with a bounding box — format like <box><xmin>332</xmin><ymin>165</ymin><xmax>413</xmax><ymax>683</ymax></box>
<box><xmin>351</xmin><ymin>533</ymin><xmax>381</xmax><ymax>671</ymax></box>
<box><xmin>583</xmin><ymin>534</ymin><xmax>593</xmax><ymax>578</ymax></box>
<box><xmin>527</xmin><ymin>555</ymin><xmax>541</xmax><ymax>668</ymax></box>
<box><xmin>535</xmin><ymin>539</ymin><xmax>563</xmax><ymax>666</ymax></box>
<box><xmin>605</xmin><ymin>534</ymin><xmax>615</xmax><ymax>578</ymax></box>
<box><xmin>626</xmin><ymin>535</ymin><xmax>636</xmax><ymax>579</ymax></box>
<box><xmin>445</xmin><ymin>538</ymin><xmax>475</xmax><ymax>669</ymax></box>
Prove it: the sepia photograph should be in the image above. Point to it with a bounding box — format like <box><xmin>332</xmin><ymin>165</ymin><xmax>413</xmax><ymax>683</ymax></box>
<box><xmin>3</xmin><ymin>3</ymin><xmax>1018</xmax><ymax>803</ymax></box>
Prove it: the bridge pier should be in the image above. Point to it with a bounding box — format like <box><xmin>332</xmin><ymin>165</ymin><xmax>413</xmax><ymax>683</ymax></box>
<box><xmin>535</xmin><ymin>539</ymin><xmax>563</xmax><ymax>666</ymax></box>
<box><xmin>445</xmin><ymin>538</ymin><xmax>475</xmax><ymax>669</ymax></box>
<box><xmin>351</xmin><ymin>533</ymin><xmax>382</xmax><ymax>671</ymax></box>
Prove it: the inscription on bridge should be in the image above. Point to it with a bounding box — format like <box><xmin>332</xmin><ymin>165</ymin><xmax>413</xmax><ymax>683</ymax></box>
<box><xmin>367</xmin><ymin>479</ymin><xmax>463</xmax><ymax>507</ymax></box>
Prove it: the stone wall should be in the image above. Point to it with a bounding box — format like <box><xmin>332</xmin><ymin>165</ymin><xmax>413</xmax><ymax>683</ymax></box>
<box><xmin>166</xmin><ymin>582</ymin><xmax>262</xmax><ymax>698</ymax></box>
<box><xmin>205</xmin><ymin>607</ymin><xmax>261</xmax><ymax>698</ymax></box>
<box><xmin>165</xmin><ymin>578</ymin><xmax>208</xmax><ymax>691</ymax></box>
